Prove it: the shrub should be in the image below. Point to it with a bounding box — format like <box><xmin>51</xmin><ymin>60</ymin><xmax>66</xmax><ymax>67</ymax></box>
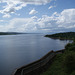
<box><xmin>71</xmin><ymin>71</ymin><xmax>75</xmax><ymax>75</ymax></box>
<box><xmin>68</xmin><ymin>46</ymin><xmax>75</xmax><ymax>51</ymax></box>
<box><xmin>65</xmin><ymin>43</ymin><xmax>73</xmax><ymax>50</ymax></box>
<box><xmin>73</xmin><ymin>39</ymin><xmax>75</xmax><ymax>43</ymax></box>
<box><xmin>63</xmin><ymin>52</ymin><xmax>75</xmax><ymax>73</ymax></box>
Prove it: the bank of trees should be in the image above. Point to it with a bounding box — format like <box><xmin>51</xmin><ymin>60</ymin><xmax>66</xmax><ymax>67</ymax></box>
<box><xmin>0</xmin><ymin>32</ymin><xmax>22</xmax><ymax>35</ymax></box>
<box><xmin>45</xmin><ymin>32</ymin><xmax>75</xmax><ymax>40</ymax></box>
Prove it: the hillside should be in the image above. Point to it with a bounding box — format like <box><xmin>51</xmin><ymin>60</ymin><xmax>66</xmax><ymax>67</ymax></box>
<box><xmin>41</xmin><ymin>32</ymin><xmax>75</xmax><ymax>75</ymax></box>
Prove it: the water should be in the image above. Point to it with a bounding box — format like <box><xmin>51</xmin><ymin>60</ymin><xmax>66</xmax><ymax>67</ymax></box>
<box><xmin>0</xmin><ymin>34</ymin><xmax>70</xmax><ymax>75</ymax></box>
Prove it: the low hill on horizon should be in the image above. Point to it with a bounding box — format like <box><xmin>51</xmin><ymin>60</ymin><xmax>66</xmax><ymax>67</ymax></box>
<box><xmin>0</xmin><ymin>32</ymin><xmax>23</xmax><ymax>35</ymax></box>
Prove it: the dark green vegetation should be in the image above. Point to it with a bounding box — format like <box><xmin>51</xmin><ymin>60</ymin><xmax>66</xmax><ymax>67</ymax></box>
<box><xmin>0</xmin><ymin>32</ymin><xmax>24</xmax><ymax>35</ymax></box>
<box><xmin>0</xmin><ymin>32</ymin><xmax>39</xmax><ymax>35</ymax></box>
<box><xmin>45</xmin><ymin>32</ymin><xmax>75</xmax><ymax>40</ymax></box>
<box><xmin>41</xmin><ymin>32</ymin><xmax>75</xmax><ymax>75</ymax></box>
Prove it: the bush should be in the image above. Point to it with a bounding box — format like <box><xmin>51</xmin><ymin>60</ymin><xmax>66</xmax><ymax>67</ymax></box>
<box><xmin>63</xmin><ymin>52</ymin><xmax>75</xmax><ymax>73</ymax></box>
<box><xmin>73</xmin><ymin>39</ymin><xmax>75</xmax><ymax>43</ymax></box>
<box><xmin>71</xmin><ymin>71</ymin><xmax>75</xmax><ymax>75</ymax></box>
<box><xmin>65</xmin><ymin>43</ymin><xmax>73</xmax><ymax>50</ymax></box>
<box><xmin>68</xmin><ymin>46</ymin><xmax>75</xmax><ymax>51</ymax></box>
<box><xmin>65</xmin><ymin>42</ymin><xmax>75</xmax><ymax>50</ymax></box>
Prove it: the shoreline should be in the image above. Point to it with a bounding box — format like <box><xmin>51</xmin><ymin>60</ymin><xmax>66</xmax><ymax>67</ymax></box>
<box><xmin>12</xmin><ymin>49</ymin><xmax>65</xmax><ymax>75</ymax></box>
<box><xmin>45</xmin><ymin>36</ymin><xmax>74</xmax><ymax>40</ymax></box>
<box><xmin>13</xmin><ymin>32</ymin><xmax>75</xmax><ymax>75</ymax></box>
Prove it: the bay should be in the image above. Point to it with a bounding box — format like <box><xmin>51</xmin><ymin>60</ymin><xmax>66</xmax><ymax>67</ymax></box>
<box><xmin>0</xmin><ymin>34</ymin><xmax>70</xmax><ymax>75</ymax></box>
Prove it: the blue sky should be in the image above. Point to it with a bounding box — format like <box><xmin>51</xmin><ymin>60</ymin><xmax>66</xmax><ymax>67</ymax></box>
<box><xmin>0</xmin><ymin>0</ymin><xmax>75</xmax><ymax>33</ymax></box>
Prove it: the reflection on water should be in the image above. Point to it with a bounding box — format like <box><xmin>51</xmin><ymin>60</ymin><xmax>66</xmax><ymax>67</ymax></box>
<box><xmin>0</xmin><ymin>34</ymin><xmax>70</xmax><ymax>75</ymax></box>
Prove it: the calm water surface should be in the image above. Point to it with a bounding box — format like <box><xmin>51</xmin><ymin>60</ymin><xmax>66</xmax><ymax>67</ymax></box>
<box><xmin>0</xmin><ymin>34</ymin><xmax>70</xmax><ymax>75</ymax></box>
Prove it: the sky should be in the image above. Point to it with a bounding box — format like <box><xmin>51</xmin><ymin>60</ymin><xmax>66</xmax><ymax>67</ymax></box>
<box><xmin>0</xmin><ymin>0</ymin><xmax>75</xmax><ymax>33</ymax></box>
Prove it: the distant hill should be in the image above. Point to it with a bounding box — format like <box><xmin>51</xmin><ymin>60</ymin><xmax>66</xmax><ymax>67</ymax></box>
<box><xmin>0</xmin><ymin>32</ymin><xmax>24</xmax><ymax>35</ymax></box>
<box><xmin>45</xmin><ymin>32</ymin><xmax>75</xmax><ymax>40</ymax></box>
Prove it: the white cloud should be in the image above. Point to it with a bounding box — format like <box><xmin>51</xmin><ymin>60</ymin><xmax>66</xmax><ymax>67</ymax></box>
<box><xmin>48</xmin><ymin>5</ymin><xmax>56</xmax><ymax>9</ymax></box>
<box><xmin>0</xmin><ymin>20</ymin><xmax>4</xmax><ymax>22</ymax></box>
<box><xmin>31</xmin><ymin>16</ymin><xmax>38</xmax><ymax>19</ymax></box>
<box><xmin>20</xmin><ymin>0</ymin><xmax>52</xmax><ymax>5</ymax></box>
<box><xmin>3</xmin><ymin>14</ymin><xmax>11</xmax><ymax>18</ymax></box>
<box><xmin>7</xmin><ymin>17</ymin><xmax>38</xmax><ymax>32</ymax></box>
<box><xmin>56</xmin><ymin>9</ymin><xmax>75</xmax><ymax>28</ymax></box>
<box><xmin>29</xmin><ymin>9</ymin><xmax>38</xmax><ymax>15</ymax></box>
<box><xmin>0</xmin><ymin>9</ymin><xmax>75</xmax><ymax>33</ymax></box>
<box><xmin>0</xmin><ymin>25</ymin><xmax>12</xmax><ymax>32</ymax></box>
<box><xmin>0</xmin><ymin>0</ymin><xmax>52</xmax><ymax>18</ymax></box>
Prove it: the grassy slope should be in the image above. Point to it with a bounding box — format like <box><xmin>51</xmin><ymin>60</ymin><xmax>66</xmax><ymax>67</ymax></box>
<box><xmin>41</xmin><ymin>54</ymin><xmax>66</xmax><ymax>75</ymax></box>
<box><xmin>41</xmin><ymin>32</ymin><xmax>75</xmax><ymax>75</ymax></box>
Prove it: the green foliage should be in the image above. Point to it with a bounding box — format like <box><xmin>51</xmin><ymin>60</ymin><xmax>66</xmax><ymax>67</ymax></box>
<box><xmin>65</xmin><ymin>43</ymin><xmax>73</xmax><ymax>50</ymax></box>
<box><xmin>45</xmin><ymin>32</ymin><xmax>75</xmax><ymax>40</ymax></box>
<box><xmin>65</xmin><ymin>41</ymin><xmax>75</xmax><ymax>51</ymax></box>
<box><xmin>71</xmin><ymin>71</ymin><xmax>75</xmax><ymax>75</ymax></box>
<box><xmin>42</xmin><ymin>32</ymin><xmax>75</xmax><ymax>75</ymax></box>
<box><xmin>41</xmin><ymin>51</ymin><xmax>75</xmax><ymax>75</ymax></box>
<box><xmin>68</xmin><ymin>46</ymin><xmax>75</xmax><ymax>51</ymax></box>
<box><xmin>40</xmin><ymin>54</ymin><xmax>65</xmax><ymax>75</ymax></box>
<box><xmin>63</xmin><ymin>52</ymin><xmax>75</xmax><ymax>73</ymax></box>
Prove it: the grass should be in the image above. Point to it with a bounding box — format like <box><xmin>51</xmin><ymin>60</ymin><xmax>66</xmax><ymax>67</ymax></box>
<box><xmin>40</xmin><ymin>54</ymin><xmax>67</xmax><ymax>75</ymax></box>
<box><xmin>41</xmin><ymin>33</ymin><xmax>75</xmax><ymax>75</ymax></box>
<box><xmin>41</xmin><ymin>51</ymin><xmax>75</xmax><ymax>75</ymax></box>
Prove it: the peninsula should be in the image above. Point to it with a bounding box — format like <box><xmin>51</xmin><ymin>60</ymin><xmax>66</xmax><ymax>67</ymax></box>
<box><xmin>45</xmin><ymin>32</ymin><xmax>75</xmax><ymax>40</ymax></box>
